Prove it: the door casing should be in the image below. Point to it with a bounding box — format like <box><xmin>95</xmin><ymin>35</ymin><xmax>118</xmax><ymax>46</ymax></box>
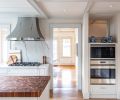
<box><xmin>50</xmin><ymin>24</ymin><xmax>82</xmax><ymax>90</ymax></box>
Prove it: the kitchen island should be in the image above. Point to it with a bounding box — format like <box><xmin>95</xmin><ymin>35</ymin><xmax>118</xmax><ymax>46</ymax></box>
<box><xmin>0</xmin><ymin>76</ymin><xmax>50</xmax><ymax>100</ymax></box>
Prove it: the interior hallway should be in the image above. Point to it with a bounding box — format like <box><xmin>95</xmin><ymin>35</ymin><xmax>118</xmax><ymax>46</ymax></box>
<box><xmin>50</xmin><ymin>65</ymin><xmax>83</xmax><ymax>100</ymax></box>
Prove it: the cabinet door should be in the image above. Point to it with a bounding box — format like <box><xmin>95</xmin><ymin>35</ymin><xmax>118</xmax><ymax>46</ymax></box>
<box><xmin>8</xmin><ymin>68</ymin><xmax>38</xmax><ymax>76</ymax></box>
<box><xmin>39</xmin><ymin>68</ymin><xmax>45</xmax><ymax>76</ymax></box>
<box><xmin>0</xmin><ymin>68</ymin><xmax>7</xmax><ymax>75</ymax></box>
<box><xmin>90</xmin><ymin>85</ymin><xmax>116</xmax><ymax>94</ymax></box>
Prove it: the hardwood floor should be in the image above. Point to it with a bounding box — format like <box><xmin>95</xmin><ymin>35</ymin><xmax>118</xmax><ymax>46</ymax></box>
<box><xmin>50</xmin><ymin>65</ymin><xmax>116</xmax><ymax>100</ymax></box>
<box><xmin>53</xmin><ymin>65</ymin><xmax>76</xmax><ymax>88</ymax></box>
<box><xmin>51</xmin><ymin>65</ymin><xmax>82</xmax><ymax>100</ymax></box>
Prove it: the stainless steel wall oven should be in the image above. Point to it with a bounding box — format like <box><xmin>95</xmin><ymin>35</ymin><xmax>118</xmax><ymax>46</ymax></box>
<box><xmin>90</xmin><ymin>46</ymin><xmax>115</xmax><ymax>58</ymax></box>
<box><xmin>90</xmin><ymin>44</ymin><xmax>116</xmax><ymax>85</ymax></box>
<box><xmin>90</xmin><ymin>67</ymin><xmax>115</xmax><ymax>85</ymax></box>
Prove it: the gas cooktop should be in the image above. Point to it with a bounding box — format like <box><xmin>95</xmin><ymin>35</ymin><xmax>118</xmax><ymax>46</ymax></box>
<box><xmin>8</xmin><ymin>62</ymin><xmax>41</xmax><ymax>66</ymax></box>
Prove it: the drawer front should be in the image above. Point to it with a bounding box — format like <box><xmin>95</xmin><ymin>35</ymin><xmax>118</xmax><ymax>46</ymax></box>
<box><xmin>8</xmin><ymin>68</ymin><xmax>38</xmax><ymax>76</ymax></box>
<box><xmin>0</xmin><ymin>69</ymin><xmax>7</xmax><ymax>74</ymax></box>
<box><xmin>90</xmin><ymin>85</ymin><xmax>116</xmax><ymax>94</ymax></box>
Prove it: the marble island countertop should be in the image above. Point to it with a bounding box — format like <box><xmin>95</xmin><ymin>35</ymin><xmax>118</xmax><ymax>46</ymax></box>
<box><xmin>0</xmin><ymin>76</ymin><xmax>50</xmax><ymax>97</ymax></box>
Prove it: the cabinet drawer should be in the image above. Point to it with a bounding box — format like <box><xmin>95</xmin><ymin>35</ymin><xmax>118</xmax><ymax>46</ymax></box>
<box><xmin>8</xmin><ymin>68</ymin><xmax>38</xmax><ymax>76</ymax></box>
<box><xmin>0</xmin><ymin>69</ymin><xmax>7</xmax><ymax>74</ymax></box>
<box><xmin>90</xmin><ymin>85</ymin><xmax>116</xmax><ymax>94</ymax></box>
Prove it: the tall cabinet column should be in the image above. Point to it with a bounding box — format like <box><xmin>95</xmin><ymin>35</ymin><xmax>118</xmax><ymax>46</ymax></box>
<box><xmin>82</xmin><ymin>12</ymin><xmax>89</xmax><ymax>99</ymax></box>
<box><xmin>115</xmin><ymin>13</ymin><xmax>120</xmax><ymax>99</ymax></box>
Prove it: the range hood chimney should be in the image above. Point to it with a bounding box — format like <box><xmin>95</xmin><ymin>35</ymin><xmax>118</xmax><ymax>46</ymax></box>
<box><xmin>7</xmin><ymin>17</ymin><xmax>45</xmax><ymax>41</ymax></box>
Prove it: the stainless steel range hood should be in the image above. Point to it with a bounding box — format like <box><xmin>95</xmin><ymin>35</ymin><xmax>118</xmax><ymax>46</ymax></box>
<box><xmin>7</xmin><ymin>17</ymin><xmax>45</xmax><ymax>41</ymax></box>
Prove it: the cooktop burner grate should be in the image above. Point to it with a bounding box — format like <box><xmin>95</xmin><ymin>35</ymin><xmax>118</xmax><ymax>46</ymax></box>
<box><xmin>8</xmin><ymin>62</ymin><xmax>41</xmax><ymax>66</ymax></box>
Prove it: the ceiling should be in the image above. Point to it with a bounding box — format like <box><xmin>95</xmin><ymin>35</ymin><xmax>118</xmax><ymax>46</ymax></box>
<box><xmin>0</xmin><ymin>0</ymin><xmax>120</xmax><ymax>19</ymax></box>
<box><xmin>34</xmin><ymin>0</ymin><xmax>88</xmax><ymax>19</ymax></box>
<box><xmin>0</xmin><ymin>0</ymin><xmax>40</xmax><ymax>17</ymax></box>
<box><xmin>33</xmin><ymin>0</ymin><xmax>120</xmax><ymax>18</ymax></box>
<box><xmin>90</xmin><ymin>1</ymin><xmax>120</xmax><ymax>17</ymax></box>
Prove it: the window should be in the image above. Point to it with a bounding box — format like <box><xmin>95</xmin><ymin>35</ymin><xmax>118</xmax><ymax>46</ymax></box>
<box><xmin>62</xmin><ymin>39</ymin><xmax>71</xmax><ymax>57</ymax></box>
<box><xmin>0</xmin><ymin>25</ymin><xmax>10</xmax><ymax>63</ymax></box>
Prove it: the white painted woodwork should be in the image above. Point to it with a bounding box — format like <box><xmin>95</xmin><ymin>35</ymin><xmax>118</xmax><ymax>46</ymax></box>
<box><xmin>82</xmin><ymin>12</ymin><xmax>89</xmax><ymax>99</ymax></box>
<box><xmin>0</xmin><ymin>64</ymin><xmax>49</xmax><ymax>76</ymax></box>
<box><xmin>90</xmin><ymin>85</ymin><xmax>116</xmax><ymax>95</ymax></box>
<box><xmin>50</xmin><ymin>24</ymin><xmax>82</xmax><ymax>90</ymax></box>
<box><xmin>109</xmin><ymin>13</ymin><xmax>120</xmax><ymax>99</ymax></box>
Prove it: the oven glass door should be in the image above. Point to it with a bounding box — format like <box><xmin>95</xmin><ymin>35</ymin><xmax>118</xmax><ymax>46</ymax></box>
<box><xmin>90</xmin><ymin>47</ymin><xmax>115</xmax><ymax>58</ymax></box>
<box><xmin>91</xmin><ymin>69</ymin><xmax>115</xmax><ymax>79</ymax></box>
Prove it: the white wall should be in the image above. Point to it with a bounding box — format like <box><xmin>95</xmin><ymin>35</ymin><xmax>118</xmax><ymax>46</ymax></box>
<box><xmin>0</xmin><ymin>17</ymin><xmax>17</xmax><ymax>25</ymax></box>
<box><xmin>110</xmin><ymin>16</ymin><xmax>118</xmax><ymax>42</ymax></box>
<box><xmin>82</xmin><ymin>13</ymin><xmax>89</xmax><ymax>99</ymax></box>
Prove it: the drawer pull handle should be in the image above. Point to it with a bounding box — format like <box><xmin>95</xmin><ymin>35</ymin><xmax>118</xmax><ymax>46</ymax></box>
<box><xmin>100</xmin><ymin>61</ymin><xmax>106</xmax><ymax>63</ymax></box>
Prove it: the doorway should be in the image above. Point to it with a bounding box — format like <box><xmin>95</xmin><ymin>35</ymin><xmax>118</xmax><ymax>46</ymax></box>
<box><xmin>50</xmin><ymin>24</ymin><xmax>82</xmax><ymax>92</ymax></box>
<box><xmin>53</xmin><ymin>28</ymin><xmax>76</xmax><ymax>66</ymax></box>
<box><xmin>50</xmin><ymin>24</ymin><xmax>82</xmax><ymax>100</ymax></box>
<box><xmin>53</xmin><ymin>28</ymin><xmax>77</xmax><ymax>89</ymax></box>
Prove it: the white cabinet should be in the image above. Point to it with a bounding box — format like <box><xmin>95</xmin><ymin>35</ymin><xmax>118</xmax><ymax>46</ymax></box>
<box><xmin>39</xmin><ymin>68</ymin><xmax>49</xmax><ymax>76</ymax></box>
<box><xmin>90</xmin><ymin>85</ymin><xmax>116</xmax><ymax>98</ymax></box>
<box><xmin>0</xmin><ymin>64</ymin><xmax>49</xmax><ymax>76</ymax></box>
<box><xmin>8</xmin><ymin>68</ymin><xmax>39</xmax><ymax>76</ymax></box>
<box><xmin>0</xmin><ymin>68</ymin><xmax>8</xmax><ymax>75</ymax></box>
<box><xmin>39</xmin><ymin>68</ymin><xmax>45</xmax><ymax>76</ymax></box>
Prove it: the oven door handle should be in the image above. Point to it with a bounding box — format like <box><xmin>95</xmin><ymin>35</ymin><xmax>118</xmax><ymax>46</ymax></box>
<box><xmin>100</xmin><ymin>61</ymin><xmax>106</xmax><ymax>63</ymax></box>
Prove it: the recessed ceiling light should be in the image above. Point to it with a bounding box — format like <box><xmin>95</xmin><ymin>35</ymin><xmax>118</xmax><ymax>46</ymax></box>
<box><xmin>63</xmin><ymin>9</ymin><xmax>66</xmax><ymax>13</ymax></box>
<box><xmin>109</xmin><ymin>5</ymin><xmax>113</xmax><ymax>8</ymax></box>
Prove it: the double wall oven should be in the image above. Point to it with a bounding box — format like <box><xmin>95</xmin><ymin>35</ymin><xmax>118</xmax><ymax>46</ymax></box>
<box><xmin>90</xmin><ymin>44</ymin><xmax>116</xmax><ymax>85</ymax></box>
